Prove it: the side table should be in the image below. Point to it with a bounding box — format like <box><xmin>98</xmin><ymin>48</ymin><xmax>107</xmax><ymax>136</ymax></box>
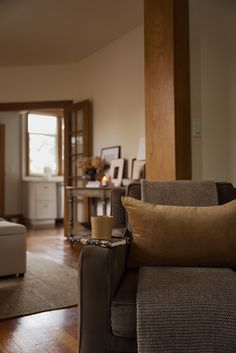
<box><xmin>66</xmin><ymin>186</ymin><xmax>113</xmax><ymax>237</ymax></box>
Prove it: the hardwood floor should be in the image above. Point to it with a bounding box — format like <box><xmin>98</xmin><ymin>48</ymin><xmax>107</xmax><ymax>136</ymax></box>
<box><xmin>0</xmin><ymin>226</ymin><xmax>83</xmax><ymax>353</ymax></box>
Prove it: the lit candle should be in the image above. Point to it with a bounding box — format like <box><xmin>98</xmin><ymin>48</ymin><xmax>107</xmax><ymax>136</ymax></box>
<box><xmin>101</xmin><ymin>175</ymin><xmax>108</xmax><ymax>187</ymax></box>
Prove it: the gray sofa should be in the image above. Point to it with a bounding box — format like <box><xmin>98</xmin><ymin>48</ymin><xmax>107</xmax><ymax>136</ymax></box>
<box><xmin>78</xmin><ymin>181</ymin><xmax>236</xmax><ymax>353</ymax></box>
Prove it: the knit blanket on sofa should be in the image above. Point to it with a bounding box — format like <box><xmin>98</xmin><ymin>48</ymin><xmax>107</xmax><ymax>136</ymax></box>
<box><xmin>137</xmin><ymin>266</ymin><xmax>236</xmax><ymax>353</ymax></box>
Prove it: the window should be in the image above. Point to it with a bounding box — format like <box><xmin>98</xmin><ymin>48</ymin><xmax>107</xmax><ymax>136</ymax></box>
<box><xmin>26</xmin><ymin>113</ymin><xmax>63</xmax><ymax>176</ymax></box>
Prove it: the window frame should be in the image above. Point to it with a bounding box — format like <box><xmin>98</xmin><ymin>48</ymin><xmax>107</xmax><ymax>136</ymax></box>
<box><xmin>25</xmin><ymin>111</ymin><xmax>63</xmax><ymax>177</ymax></box>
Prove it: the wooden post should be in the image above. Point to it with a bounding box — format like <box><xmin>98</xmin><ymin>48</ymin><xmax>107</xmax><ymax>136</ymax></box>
<box><xmin>0</xmin><ymin>124</ymin><xmax>5</xmax><ymax>217</ymax></box>
<box><xmin>144</xmin><ymin>0</ymin><xmax>191</xmax><ymax>180</ymax></box>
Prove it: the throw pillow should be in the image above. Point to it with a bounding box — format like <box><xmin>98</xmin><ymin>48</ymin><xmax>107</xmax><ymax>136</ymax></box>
<box><xmin>121</xmin><ymin>196</ymin><xmax>236</xmax><ymax>269</ymax></box>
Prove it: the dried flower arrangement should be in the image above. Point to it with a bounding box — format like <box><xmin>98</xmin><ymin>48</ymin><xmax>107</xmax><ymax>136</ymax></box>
<box><xmin>76</xmin><ymin>156</ymin><xmax>102</xmax><ymax>171</ymax></box>
<box><xmin>76</xmin><ymin>156</ymin><xmax>103</xmax><ymax>181</ymax></box>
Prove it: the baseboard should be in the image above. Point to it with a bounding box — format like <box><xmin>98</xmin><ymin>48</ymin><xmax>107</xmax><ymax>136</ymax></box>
<box><xmin>4</xmin><ymin>214</ymin><xmax>24</xmax><ymax>223</ymax></box>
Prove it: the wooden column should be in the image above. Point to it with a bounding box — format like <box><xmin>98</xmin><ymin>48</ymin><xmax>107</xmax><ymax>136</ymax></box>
<box><xmin>145</xmin><ymin>0</ymin><xmax>191</xmax><ymax>180</ymax></box>
<box><xmin>0</xmin><ymin>124</ymin><xmax>5</xmax><ymax>217</ymax></box>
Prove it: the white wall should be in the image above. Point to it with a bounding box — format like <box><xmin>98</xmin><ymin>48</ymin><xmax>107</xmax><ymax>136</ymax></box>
<box><xmin>0</xmin><ymin>26</ymin><xmax>144</xmax><ymax>214</ymax></box>
<box><xmin>189</xmin><ymin>0</ymin><xmax>203</xmax><ymax>180</ymax></box>
<box><xmin>0</xmin><ymin>25</ymin><xmax>144</xmax><ymax>162</ymax></box>
<box><xmin>0</xmin><ymin>112</ymin><xmax>22</xmax><ymax>214</ymax></box>
<box><xmin>3</xmin><ymin>1</ymin><xmax>235</xmax><ymax>195</ymax></box>
<box><xmin>190</xmin><ymin>0</ymin><xmax>236</xmax><ymax>183</ymax></box>
<box><xmin>77</xmin><ymin>29</ymin><xmax>145</xmax><ymax>164</ymax></box>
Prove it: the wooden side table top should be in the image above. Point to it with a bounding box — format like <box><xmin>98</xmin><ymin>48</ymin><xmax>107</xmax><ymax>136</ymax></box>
<box><xmin>66</xmin><ymin>186</ymin><xmax>113</xmax><ymax>199</ymax></box>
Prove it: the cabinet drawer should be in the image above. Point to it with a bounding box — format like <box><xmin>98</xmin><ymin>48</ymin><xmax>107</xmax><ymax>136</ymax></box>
<box><xmin>36</xmin><ymin>201</ymin><xmax>56</xmax><ymax>219</ymax></box>
<box><xmin>36</xmin><ymin>183</ymin><xmax>56</xmax><ymax>201</ymax></box>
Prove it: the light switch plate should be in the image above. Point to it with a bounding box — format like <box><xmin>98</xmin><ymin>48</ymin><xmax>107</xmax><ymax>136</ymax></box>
<box><xmin>192</xmin><ymin>119</ymin><xmax>201</xmax><ymax>137</ymax></box>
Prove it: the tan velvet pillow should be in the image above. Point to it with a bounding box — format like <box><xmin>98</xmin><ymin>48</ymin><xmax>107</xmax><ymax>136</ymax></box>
<box><xmin>121</xmin><ymin>196</ymin><xmax>236</xmax><ymax>269</ymax></box>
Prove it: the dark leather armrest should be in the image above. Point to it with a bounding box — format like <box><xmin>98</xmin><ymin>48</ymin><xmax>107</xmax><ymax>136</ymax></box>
<box><xmin>78</xmin><ymin>244</ymin><xmax>128</xmax><ymax>353</ymax></box>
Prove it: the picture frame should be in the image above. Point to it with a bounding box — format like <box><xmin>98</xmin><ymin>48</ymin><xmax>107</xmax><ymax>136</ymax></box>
<box><xmin>130</xmin><ymin>158</ymin><xmax>136</xmax><ymax>178</ymax></box>
<box><xmin>110</xmin><ymin>159</ymin><xmax>125</xmax><ymax>187</ymax></box>
<box><xmin>131</xmin><ymin>160</ymin><xmax>146</xmax><ymax>180</ymax></box>
<box><xmin>101</xmin><ymin>146</ymin><xmax>121</xmax><ymax>170</ymax></box>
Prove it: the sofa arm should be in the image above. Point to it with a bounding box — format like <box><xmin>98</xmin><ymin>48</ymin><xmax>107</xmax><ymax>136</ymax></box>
<box><xmin>78</xmin><ymin>244</ymin><xmax>128</xmax><ymax>353</ymax></box>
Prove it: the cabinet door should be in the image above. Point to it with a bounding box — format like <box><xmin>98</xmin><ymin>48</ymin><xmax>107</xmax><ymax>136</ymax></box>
<box><xmin>36</xmin><ymin>200</ymin><xmax>57</xmax><ymax>219</ymax></box>
<box><xmin>36</xmin><ymin>182</ymin><xmax>56</xmax><ymax>201</ymax></box>
<box><xmin>64</xmin><ymin>101</ymin><xmax>91</xmax><ymax>235</ymax></box>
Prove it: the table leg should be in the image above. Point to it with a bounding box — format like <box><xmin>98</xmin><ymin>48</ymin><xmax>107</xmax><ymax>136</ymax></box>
<box><xmin>89</xmin><ymin>198</ymin><xmax>97</xmax><ymax>217</ymax></box>
<box><xmin>101</xmin><ymin>189</ymin><xmax>107</xmax><ymax>215</ymax></box>
<box><xmin>72</xmin><ymin>196</ymin><xmax>77</xmax><ymax>235</ymax></box>
<box><xmin>101</xmin><ymin>200</ymin><xmax>107</xmax><ymax>215</ymax></box>
<box><xmin>67</xmin><ymin>192</ymin><xmax>73</xmax><ymax>237</ymax></box>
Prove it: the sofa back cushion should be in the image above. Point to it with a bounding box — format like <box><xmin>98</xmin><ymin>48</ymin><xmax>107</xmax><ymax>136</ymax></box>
<box><xmin>122</xmin><ymin>196</ymin><xmax>236</xmax><ymax>269</ymax></box>
<box><xmin>141</xmin><ymin>180</ymin><xmax>219</xmax><ymax>206</ymax></box>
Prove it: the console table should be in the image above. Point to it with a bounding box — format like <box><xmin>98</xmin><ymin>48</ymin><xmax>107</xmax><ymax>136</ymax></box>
<box><xmin>66</xmin><ymin>186</ymin><xmax>113</xmax><ymax>237</ymax></box>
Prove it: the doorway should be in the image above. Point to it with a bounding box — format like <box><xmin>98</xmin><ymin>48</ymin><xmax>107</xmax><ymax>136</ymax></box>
<box><xmin>0</xmin><ymin>99</ymin><xmax>92</xmax><ymax>231</ymax></box>
<box><xmin>0</xmin><ymin>101</ymin><xmax>72</xmax><ymax>222</ymax></box>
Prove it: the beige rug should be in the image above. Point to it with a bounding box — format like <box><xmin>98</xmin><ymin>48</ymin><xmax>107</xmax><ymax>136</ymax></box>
<box><xmin>0</xmin><ymin>252</ymin><xmax>78</xmax><ymax>320</ymax></box>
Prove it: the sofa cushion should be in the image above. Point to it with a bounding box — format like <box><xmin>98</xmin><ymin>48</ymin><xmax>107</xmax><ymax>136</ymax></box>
<box><xmin>0</xmin><ymin>221</ymin><xmax>26</xmax><ymax>236</ymax></box>
<box><xmin>137</xmin><ymin>266</ymin><xmax>236</xmax><ymax>353</ymax></box>
<box><xmin>111</xmin><ymin>270</ymin><xmax>138</xmax><ymax>338</ymax></box>
<box><xmin>141</xmin><ymin>180</ymin><xmax>219</xmax><ymax>206</ymax></box>
<box><xmin>122</xmin><ymin>197</ymin><xmax>236</xmax><ymax>269</ymax></box>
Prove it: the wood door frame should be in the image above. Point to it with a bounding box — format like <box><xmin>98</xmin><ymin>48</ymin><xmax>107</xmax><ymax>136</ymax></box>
<box><xmin>64</xmin><ymin>100</ymin><xmax>91</xmax><ymax>236</ymax></box>
<box><xmin>0</xmin><ymin>100</ymin><xmax>73</xmax><ymax>112</ymax></box>
<box><xmin>64</xmin><ymin>100</ymin><xmax>91</xmax><ymax>188</ymax></box>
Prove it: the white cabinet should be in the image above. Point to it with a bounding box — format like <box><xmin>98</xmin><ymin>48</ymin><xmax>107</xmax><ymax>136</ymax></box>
<box><xmin>23</xmin><ymin>181</ymin><xmax>57</xmax><ymax>228</ymax></box>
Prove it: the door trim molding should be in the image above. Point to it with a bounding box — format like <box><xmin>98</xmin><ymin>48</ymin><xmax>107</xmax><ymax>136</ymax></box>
<box><xmin>0</xmin><ymin>100</ymin><xmax>73</xmax><ymax>112</ymax></box>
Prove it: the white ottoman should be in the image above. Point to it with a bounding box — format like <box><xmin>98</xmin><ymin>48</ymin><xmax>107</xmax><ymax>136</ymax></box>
<box><xmin>0</xmin><ymin>221</ymin><xmax>26</xmax><ymax>277</ymax></box>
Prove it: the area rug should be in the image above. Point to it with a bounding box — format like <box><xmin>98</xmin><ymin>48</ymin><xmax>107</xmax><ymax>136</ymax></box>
<box><xmin>0</xmin><ymin>252</ymin><xmax>78</xmax><ymax>320</ymax></box>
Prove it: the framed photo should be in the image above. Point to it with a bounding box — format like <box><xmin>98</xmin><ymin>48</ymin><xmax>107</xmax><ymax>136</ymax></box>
<box><xmin>130</xmin><ymin>158</ymin><xmax>136</xmax><ymax>178</ymax></box>
<box><xmin>101</xmin><ymin>146</ymin><xmax>121</xmax><ymax>170</ymax></box>
<box><xmin>132</xmin><ymin>160</ymin><xmax>146</xmax><ymax>180</ymax></box>
<box><xmin>110</xmin><ymin>159</ymin><xmax>125</xmax><ymax>187</ymax></box>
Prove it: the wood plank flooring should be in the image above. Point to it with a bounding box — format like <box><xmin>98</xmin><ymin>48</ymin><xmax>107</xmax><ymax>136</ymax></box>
<box><xmin>0</xmin><ymin>227</ymin><xmax>83</xmax><ymax>353</ymax></box>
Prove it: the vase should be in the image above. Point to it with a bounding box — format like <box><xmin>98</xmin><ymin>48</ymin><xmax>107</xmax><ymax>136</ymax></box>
<box><xmin>85</xmin><ymin>168</ymin><xmax>97</xmax><ymax>181</ymax></box>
